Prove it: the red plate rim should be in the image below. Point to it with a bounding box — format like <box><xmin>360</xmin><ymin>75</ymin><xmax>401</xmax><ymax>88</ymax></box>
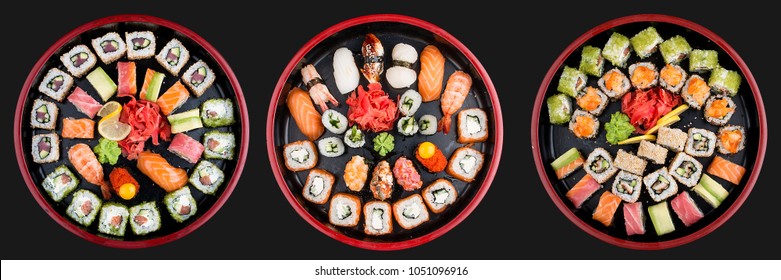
<box><xmin>531</xmin><ymin>14</ymin><xmax>766</xmax><ymax>250</ymax></box>
<box><xmin>13</xmin><ymin>14</ymin><xmax>249</xmax><ymax>249</ymax></box>
<box><xmin>267</xmin><ymin>14</ymin><xmax>503</xmax><ymax>251</ymax></box>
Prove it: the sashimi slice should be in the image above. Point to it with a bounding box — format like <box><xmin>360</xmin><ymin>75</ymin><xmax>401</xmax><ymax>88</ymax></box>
<box><xmin>167</xmin><ymin>133</ymin><xmax>204</xmax><ymax>163</ymax></box>
<box><xmin>707</xmin><ymin>156</ymin><xmax>746</xmax><ymax>185</ymax></box>
<box><xmin>671</xmin><ymin>191</ymin><xmax>704</xmax><ymax>227</ymax></box>
<box><xmin>592</xmin><ymin>191</ymin><xmax>621</xmax><ymax>226</ymax></box>
<box><xmin>117</xmin><ymin>61</ymin><xmax>137</xmax><ymax>97</ymax></box>
<box><xmin>67</xmin><ymin>87</ymin><xmax>102</xmax><ymax>119</ymax></box>
<box><xmin>286</xmin><ymin>87</ymin><xmax>324</xmax><ymax>141</ymax></box>
<box><xmin>61</xmin><ymin>118</ymin><xmax>95</xmax><ymax>139</ymax></box>
<box><xmin>566</xmin><ymin>174</ymin><xmax>601</xmax><ymax>209</ymax></box>
<box><xmin>417</xmin><ymin>45</ymin><xmax>445</xmax><ymax>102</ymax></box>
<box><xmin>137</xmin><ymin>151</ymin><xmax>187</xmax><ymax>192</ymax></box>
<box><xmin>156</xmin><ymin>81</ymin><xmax>190</xmax><ymax>116</ymax></box>
<box><xmin>623</xmin><ymin>202</ymin><xmax>646</xmax><ymax>235</ymax></box>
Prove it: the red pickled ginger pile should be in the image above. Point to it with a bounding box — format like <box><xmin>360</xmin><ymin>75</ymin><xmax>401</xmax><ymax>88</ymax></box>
<box><xmin>346</xmin><ymin>83</ymin><xmax>398</xmax><ymax>132</ymax></box>
<box><xmin>621</xmin><ymin>87</ymin><xmax>681</xmax><ymax>134</ymax></box>
<box><xmin>118</xmin><ymin>97</ymin><xmax>171</xmax><ymax>160</ymax></box>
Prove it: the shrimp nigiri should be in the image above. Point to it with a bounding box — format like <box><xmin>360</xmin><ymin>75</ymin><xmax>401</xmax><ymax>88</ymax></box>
<box><xmin>438</xmin><ymin>71</ymin><xmax>472</xmax><ymax>134</ymax></box>
<box><xmin>301</xmin><ymin>64</ymin><xmax>338</xmax><ymax>112</ymax></box>
<box><xmin>361</xmin><ymin>33</ymin><xmax>384</xmax><ymax>84</ymax></box>
<box><xmin>68</xmin><ymin>143</ymin><xmax>111</xmax><ymax>199</ymax></box>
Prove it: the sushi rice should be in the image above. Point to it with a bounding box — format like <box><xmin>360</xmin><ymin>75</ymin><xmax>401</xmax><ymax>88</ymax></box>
<box><xmin>189</xmin><ymin>160</ymin><xmax>225</xmax><ymax>195</ymax></box>
<box><xmin>321</xmin><ymin>109</ymin><xmax>348</xmax><ymax>134</ymax></box>
<box><xmin>318</xmin><ymin>136</ymin><xmax>345</xmax><ymax>158</ymax></box>
<box><xmin>398</xmin><ymin>89</ymin><xmax>422</xmax><ymax>116</ymax></box>
<box><xmin>397</xmin><ymin>116</ymin><xmax>419</xmax><ymax>136</ymax></box>
<box><xmin>418</xmin><ymin>114</ymin><xmax>437</xmax><ymax>135</ymax></box>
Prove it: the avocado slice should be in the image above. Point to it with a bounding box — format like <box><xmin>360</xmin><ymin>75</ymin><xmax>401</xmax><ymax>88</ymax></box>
<box><xmin>551</xmin><ymin>148</ymin><xmax>582</xmax><ymax>171</ymax></box>
<box><xmin>699</xmin><ymin>174</ymin><xmax>729</xmax><ymax>202</ymax></box>
<box><xmin>648</xmin><ymin>201</ymin><xmax>675</xmax><ymax>236</ymax></box>
<box><xmin>693</xmin><ymin>184</ymin><xmax>721</xmax><ymax>208</ymax></box>
<box><xmin>143</xmin><ymin>71</ymin><xmax>166</xmax><ymax>102</ymax></box>
<box><xmin>167</xmin><ymin>108</ymin><xmax>203</xmax><ymax>134</ymax></box>
<box><xmin>86</xmin><ymin>67</ymin><xmax>117</xmax><ymax>102</ymax></box>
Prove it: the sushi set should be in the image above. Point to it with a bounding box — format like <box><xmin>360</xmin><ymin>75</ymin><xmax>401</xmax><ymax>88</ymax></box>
<box><xmin>533</xmin><ymin>14</ymin><xmax>765</xmax><ymax>249</ymax></box>
<box><xmin>14</xmin><ymin>15</ymin><xmax>247</xmax><ymax>248</ymax></box>
<box><xmin>268</xmin><ymin>14</ymin><xmax>502</xmax><ymax>250</ymax></box>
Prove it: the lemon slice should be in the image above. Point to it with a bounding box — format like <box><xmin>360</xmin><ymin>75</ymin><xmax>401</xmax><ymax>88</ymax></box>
<box><xmin>617</xmin><ymin>134</ymin><xmax>656</xmax><ymax>145</ymax></box>
<box><xmin>98</xmin><ymin>118</ymin><xmax>131</xmax><ymax>141</ymax></box>
<box><xmin>97</xmin><ymin>101</ymin><xmax>122</xmax><ymax>118</ymax></box>
<box><xmin>644</xmin><ymin>116</ymin><xmax>681</xmax><ymax>135</ymax></box>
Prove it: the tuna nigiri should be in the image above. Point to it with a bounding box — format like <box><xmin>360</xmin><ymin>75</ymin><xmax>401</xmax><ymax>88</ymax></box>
<box><xmin>287</xmin><ymin>87</ymin><xmax>325</xmax><ymax>141</ymax></box>
<box><xmin>68</xmin><ymin>143</ymin><xmax>110</xmax><ymax>199</ymax></box>
<box><xmin>623</xmin><ymin>202</ymin><xmax>646</xmax><ymax>235</ymax></box>
<box><xmin>671</xmin><ymin>191</ymin><xmax>704</xmax><ymax>227</ymax></box>
<box><xmin>156</xmin><ymin>80</ymin><xmax>190</xmax><ymax>116</ymax></box>
<box><xmin>592</xmin><ymin>191</ymin><xmax>621</xmax><ymax>226</ymax></box>
<box><xmin>418</xmin><ymin>45</ymin><xmax>445</xmax><ymax>102</ymax></box>
<box><xmin>67</xmin><ymin>87</ymin><xmax>102</xmax><ymax>119</ymax></box>
<box><xmin>137</xmin><ymin>151</ymin><xmax>188</xmax><ymax>192</ymax></box>
<box><xmin>438</xmin><ymin>71</ymin><xmax>472</xmax><ymax>134</ymax></box>
<box><xmin>117</xmin><ymin>61</ymin><xmax>137</xmax><ymax>97</ymax></box>
<box><xmin>707</xmin><ymin>156</ymin><xmax>746</xmax><ymax>185</ymax></box>
<box><xmin>332</xmin><ymin>47</ymin><xmax>359</xmax><ymax>94</ymax></box>
<box><xmin>566</xmin><ymin>174</ymin><xmax>601</xmax><ymax>209</ymax></box>
<box><xmin>62</xmin><ymin>118</ymin><xmax>95</xmax><ymax>139</ymax></box>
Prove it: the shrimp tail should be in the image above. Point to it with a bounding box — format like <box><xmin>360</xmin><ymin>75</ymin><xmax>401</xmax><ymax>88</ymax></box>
<box><xmin>437</xmin><ymin>115</ymin><xmax>452</xmax><ymax>134</ymax></box>
<box><xmin>99</xmin><ymin>182</ymin><xmax>112</xmax><ymax>200</ymax></box>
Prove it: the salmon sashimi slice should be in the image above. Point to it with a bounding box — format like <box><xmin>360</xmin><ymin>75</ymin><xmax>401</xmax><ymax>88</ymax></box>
<box><xmin>61</xmin><ymin>118</ymin><xmax>95</xmax><ymax>139</ymax></box>
<box><xmin>623</xmin><ymin>202</ymin><xmax>646</xmax><ymax>236</ymax></box>
<box><xmin>68</xmin><ymin>143</ymin><xmax>111</xmax><ymax>199</ymax></box>
<box><xmin>555</xmin><ymin>157</ymin><xmax>584</xmax><ymax>179</ymax></box>
<box><xmin>156</xmin><ymin>81</ymin><xmax>190</xmax><ymax>116</ymax></box>
<box><xmin>671</xmin><ymin>191</ymin><xmax>704</xmax><ymax>227</ymax></box>
<box><xmin>707</xmin><ymin>156</ymin><xmax>746</xmax><ymax>185</ymax></box>
<box><xmin>67</xmin><ymin>87</ymin><xmax>102</xmax><ymax>119</ymax></box>
<box><xmin>437</xmin><ymin>71</ymin><xmax>472</xmax><ymax>134</ymax></box>
<box><xmin>417</xmin><ymin>45</ymin><xmax>445</xmax><ymax>102</ymax></box>
<box><xmin>592</xmin><ymin>191</ymin><xmax>621</xmax><ymax>226</ymax></box>
<box><xmin>137</xmin><ymin>151</ymin><xmax>187</xmax><ymax>192</ymax></box>
<box><xmin>117</xmin><ymin>61</ymin><xmax>137</xmax><ymax>97</ymax></box>
<box><xmin>286</xmin><ymin>87</ymin><xmax>324</xmax><ymax>141</ymax></box>
<box><xmin>566</xmin><ymin>174</ymin><xmax>601</xmax><ymax>209</ymax></box>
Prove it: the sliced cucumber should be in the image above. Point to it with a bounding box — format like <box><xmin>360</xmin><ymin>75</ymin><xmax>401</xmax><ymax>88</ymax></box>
<box><xmin>551</xmin><ymin>148</ymin><xmax>582</xmax><ymax>170</ymax></box>
<box><xmin>649</xmin><ymin>201</ymin><xmax>675</xmax><ymax>236</ymax></box>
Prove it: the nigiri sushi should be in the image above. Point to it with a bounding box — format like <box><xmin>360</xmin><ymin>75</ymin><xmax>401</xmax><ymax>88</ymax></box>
<box><xmin>386</xmin><ymin>43</ymin><xmax>418</xmax><ymax>88</ymax></box>
<box><xmin>344</xmin><ymin>155</ymin><xmax>369</xmax><ymax>192</ymax></box>
<box><xmin>301</xmin><ymin>64</ymin><xmax>338</xmax><ymax>112</ymax></box>
<box><xmin>67</xmin><ymin>87</ymin><xmax>101</xmax><ymax>119</ymax></box>
<box><xmin>68</xmin><ymin>143</ymin><xmax>110</xmax><ymax>199</ymax></box>
<box><xmin>418</xmin><ymin>45</ymin><xmax>445</xmax><ymax>102</ymax></box>
<box><xmin>370</xmin><ymin>160</ymin><xmax>394</xmax><ymax>201</ymax></box>
<box><xmin>707</xmin><ymin>156</ymin><xmax>745</xmax><ymax>185</ymax></box>
<box><xmin>137</xmin><ymin>151</ymin><xmax>188</xmax><ymax>192</ymax></box>
<box><xmin>438</xmin><ymin>71</ymin><xmax>472</xmax><ymax>134</ymax></box>
<box><xmin>332</xmin><ymin>47</ymin><xmax>359</xmax><ymax>94</ymax></box>
<box><xmin>286</xmin><ymin>87</ymin><xmax>325</xmax><ymax>141</ymax></box>
<box><xmin>361</xmin><ymin>33</ymin><xmax>384</xmax><ymax>84</ymax></box>
<box><xmin>671</xmin><ymin>191</ymin><xmax>704</xmax><ymax>227</ymax></box>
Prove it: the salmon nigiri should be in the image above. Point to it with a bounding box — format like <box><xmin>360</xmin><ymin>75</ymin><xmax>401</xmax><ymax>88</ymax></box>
<box><xmin>438</xmin><ymin>71</ymin><xmax>472</xmax><ymax>134</ymax></box>
<box><xmin>592</xmin><ymin>191</ymin><xmax>621</xmax><ymax>226</ymax></box>
<box><xmin>418</xmin><ymin>45</ymin><xmax>445</xmax><ymax>102</ymax></box>
<box><xmin>137</xmin><ymin>151</ymin><xmax>187</xmax><ymax>192</ymax></box>
<box><xmin>68</xmin><ymin>143</ymin><xmax>111</xmax><ymax>199</ymax></box>
<box><xmin>61</xmin><ymin>118</ymin><xmax>95</xmax><ymax>139</ymax></box>
<box><xmin>287</xmin><ymin>87</ymin><xmax>324</xmax><ymax>141</ymax></box>
<box><xmin>156</xmin><ymin>80</ymin><xmax>190</xmax><ymax>115</ymax></box>
<box><xmin>117</xmin><ymin>61</ymin><xmax>137</xmax><ymax>97</ymax></box>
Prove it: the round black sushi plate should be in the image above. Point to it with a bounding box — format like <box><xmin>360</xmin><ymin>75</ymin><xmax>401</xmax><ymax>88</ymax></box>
<box><xmin>268</xmin><ymin>14</ymin><xmax>503</xmax><ymax>250</ymax></box>
<box><xmin>14</xmin><ymin>15</ymin><xmax>248</xmax><ymax>248</ymax></box>
<box><xmin>532</xmin><ymin>14</ymin><xmax>766</xmax><ymax>250</ymax></box>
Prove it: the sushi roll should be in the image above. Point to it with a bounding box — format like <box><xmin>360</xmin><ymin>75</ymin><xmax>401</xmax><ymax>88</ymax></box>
<box><xmin>657</xmin><ymin>126</ymin><xmax>688</xmax><ymax>153</ymax></box>
<box><xmin>568</xmin><ymin>109</ymin><xmax>599</xmax><ymax>139</ymax></box>
<box><xmin>575</xmin><ymin>86</ymin><xmax>609</xmax><ymax>116</ymax></box>
<box><xmin>66</xmin><ymin>190</ymin><xmax>102</xmax><ymax>227</ymax></box>
<box><xmin>629</xmin><ymin>26</ymin><xmax>663</xmax><ymax>59</ymax></box>
<box><xmin>623</xmin><ymin>202</ymin><xmax>646</xmax><ymax>236</ymax></box>
<box><xmin>685</xmin><ymin>128</ymin><xmax>717</xmax><ymax>157</ymax></box>
<box><xmin>707</xmin><ymin>156</ymin><xmax>746</xmax><ymax>185</ymax></box>
<box><xmin>671</xmin><ymin>191</ymin><xmax>704</xmax><ymax>227</ymax></box>
<box><xmin>681</xmin><ymin>75</ymin><xmax>711</xmax><ymax>109</ymax></box>
<box><xmin>397</xmin><ymin>116</ymin><xmax>419</xmax><ymax>136</ymax></box>
<box><xmin>393</xmin><ymin>156</ymin><xmax>423</xmax><ymax>191</ymax></box>
<box><xmin>164</xmin><ymin>186</ymin><xmax>197</xmax><ymax>223</ymax></box>
<box><xmin>126</xmin><ymin>31</ymin><xmax>156</xmax><ymax>60</ymax></box>
<box><xmin>614</xmin><ymin>149</ymin><xmax>647</xmax><ymax>176</ymax></box>
<box><xmin>648</xmin><ymin>201</ymin><xmax>675</xmax><ymax>236</ymax></box>
<box><xmin>344</xmin><ymin>155</ymin><xmax>369</xmax><ymax>191</ymax></box>
<box><xmin>60</xmin><ymin>44</ymin><xmax>96</xmax><ymax>78</ymax></box>
<box><xmin>332</xmin><ymin>47</ymin><xmax>360</xmax><ymax>94</ymax></box>
<box><xmin>717</xmin><ymin>125</ymin><xmax>745</xmax><ymax>154</ymax></box>
<box><xmin>97</xmin><ymin>203</ymin><xmax>129</xmax><ymax>236</ymax></box>
<box><xmin>694</xmin><ymin>174</ymin><xmax>729</xmax><ymax>208</ymax></box>
<box><xmin>317</xmin><ymin>136</ymin><xmax>345</xmax><ymax>158</ymax></box>
<box><xmin>398</xmin><ymin>89</ymin><xmax>422</xmax><ymax>116</ymax></box>
<box><xmin>637</xmin><ymin>140</ymin><xmax>668</xmax><ymax>165</ymax></box>
<box><xmin>643</xmin><ymin>167</ymin><xmax>679</xmax><ymax>202</ymax></box>
<box><xmin>155</xmin><ymin>38</ymin><xmax>190</xmax><ymax>76</ymax></box>
<box><xmin>704</xmin><ymin>95</ymin><xmax>736</xmax><ymax>126</ymax></box>
<box><xmin>42</xmin><ymin>165</ymin><xmax>79</xmax><ymax>202</ymax></box>
<box><xmin>129</xmin><ymin>201</ymin><xmax>162</xmax><ymax>235</ymax></box>
<box><xmin>203</xmin><ymin>130</ymin><xmax>236</xmax><ymax>160</ymax></box>
<box><xmin>566</xmin><ymin>174</ymin><xmax>601</xmax><ymax>209</ymax></box>
<box><xmin>386</xmin><ymin>43</ymin><xmax>418</xmax><ymax>89</ymax></box>
<box><xmin>321</xmin><ymin>109</ymin><xmax>348</xmax><ymax>134</ymax></box>
<box><xmin>669</xmin><ymin>152</ymin><xmax>703</xmax><ymax>187</ymax></box>
<box><xmin>602</xmin><ymin>32</ymin><xmax>632</xmax><ymax>67</ymax></box>
<box><xmin>343</xmin><ymin>125</ymin><xmax>365</xmax><ymax>148</ymax></box>
<box><xmin>446</xmin><ymin>146</ymin><xmax>485</xmax><ymax>183</ymax></box>
<box><xmin>302</xmin><ymin>169</ymin><xmax>334</xmax><ymax>204</ymax></box>
<box><xmin>38</xmin><ymin>68</ymin><xmax>74</xmax><ymax>102</ymax></box>
<box><xmin>87</xmin><ymin>67</ymin><xmax>118</xmax><ymax>102</ymax></box>
<box><xmin>393</xmin><ymin>194</ymin><xmax>429</xmax><ymax>230</ymax></box>
<box><xmin>611</xmin><ymin>170</ymin><xmax>643</xmax><ymax>203</ymax></box>
<box><xmin>91</xmin><ymin>32</ymin><xmax>126</xmax><ymax>64</ymax></box>
<box><xmin>659</xmin><ymin>64</ymin><xmax>687</xmax><ymax>93</ymax></box>
<box><xmin>584</xmin><ymin>148</ymin><xmax>618</xmax><ymax>184</ymax></box>
<box><xmin>598</xmin><ymin>68</ymin><xmax>631</xmax><ymax>100</ymax></box>
<box><xmin>67</xmin><ymin>87</ymin><xmax>101</xmax><ymax>118</ymax></box>
<box><xmin>168</xmin><ymin>109</ymin><xmax>203</xmax><ymax>134</ymax></box>
<box><xmin>546</xmin><ymin>93</ymin><xmax>572</xmax><ymax>125</ymax></box>
<box><xmin>579</xmin><ymin>45</ymin><xmax>604</xmax><ymax>77</ymax></box>
<box><xmin>418</xmin><ymin>114</ymin><xmax>437</xmax><ymax>136</ymax></box>
<box><xmin>283</xmin><ymin>140</ymin><xmax>317</xmax><ymax>172</ymax></box>
<box><xmin>709</xmin><ymin>67</ymin><xmax>742</xmax><ymax>96</ymax></box>
<box><xmin>628</xmin><ymin>62</ymin><xmax>658</xmax><ymax>90</ymax></box>
<box><xmin>168</xmin><ymin>133</ymin><xmax>204</xmax><ymax>164</ymax></box>
<box><xmin>189</xmin><ymin>160</ymin><xmax>225</xmax><ymax>195</ymax></box>
<box><xmin>557</xmin><ymin>66</ymin><xmax>587</xmax><ymax>97</ymax></box>
<box><xmin>659</xmin><ymin>35</ymin><xmax>692</xmax><ymax>65</ymax></box>
<box><xmin>31</xmin><ymin>133</ymin><xmax>60</xmax><ymax>164</ymax></box>
<box><xmin>457</xmin><ymin>108</ymin><xmax>489</xmax><ymax>143</ymax></box>
<box><xmin>370</xmin><ymin>160</ymin><xmax>394</xmax><ymax>201</ymax></box>
<box><xmin>157</xmin><ymin>81</ymin><xmax>189</xmax><ymax>116</ymax></box>
<box><xmin>30</xmin><ymin>99</ymin><xmax>58</xmax><ymax>130</ymax></box>
<box><xmin>182</xmin><ymin>60</ymin><xmax>216</xmax><ymax>97</ymax></box>
<box><xmin>363</xmin><ymin>201</ymin><xmax>393</xmax><ymax>235</ymax></box>
<box><xmin>551</xmin><ymin>147</ymin><xmax>584</xmax><ymax>179</ymax></box>
<box><xmin>422</xmin><ymin>179</ymin><xmax>457</xmax><ymax>214</ymax></box>
<box><xmin>328</xmin><ymin>193</ymin><xmax>361</xmax><ymax>227</ymax></box>
<box><xmin>201</xmin><ymin>98</ymin><xmax>236</xmax><ymax>127</ymax></box>
<box><xmin>592</xmin><ymin>191</ymin><xmax>621</xmax><ymax>226</ymax></box>
<box><xmin>689</xmin><ymin>49</ymin><xmax>719</xmax><ymax>73</ymax></box>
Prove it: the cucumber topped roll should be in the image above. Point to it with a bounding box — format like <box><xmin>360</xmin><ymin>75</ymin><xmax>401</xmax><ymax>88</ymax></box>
<box><xmin>343</xmin><ymin>125</ymin><xmax>365</xmax><ymax>148</ymax></box>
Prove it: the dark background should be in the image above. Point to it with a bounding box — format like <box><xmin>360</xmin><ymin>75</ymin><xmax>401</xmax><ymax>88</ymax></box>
<box><xmin>2</xmin><ymin>1</ymin><xmax>777</xmax><ymax>259</ymax></box>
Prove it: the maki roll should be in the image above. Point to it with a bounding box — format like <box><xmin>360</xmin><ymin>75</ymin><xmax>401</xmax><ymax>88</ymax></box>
<box><xmin>598</xmin><ymin>68</ymin><xmax>631</xmax><ymax>100</ymax></box>
<box><xmin>386</xmin><ymin>43</ymin><xmax>418</xmax><ymax>89</ymax></box>
<box><xmin>343</xmin><ymin>155</ymin><xmax>369</xmax><ymax>191</ymax></box>
<box><xmin>397</xmin><ymin>116</ymin><xmax>419</xmax><ymax>136</ymax></box>
<box><xmin>551</xmin><ymin>147</ymin><xmax>584</xmax><ymax>179</ymax></box>
<box><xmin>457</xmin><ymin>108</ymin><xmax>489</xmax><ymax>143</ymax></box>
<box><xmin>418</xmin><ymin>114</ymin><xmax>437</xmax><ymax>136</ymax></box>
<box><xmin>643</xmin><ymin>167</ymin><xmax>679</xmax><ymax>202</ymax></box>
<box><xmin>629</xmin><ymin>26</ymin><xmax>663</xmax><ymax>59</ymax></box>
<box><xmin>302</xmin><ymin>169</ymin><xmax>334</xmax><ymax>204</ymax></box>
<box><xmin>648</xmin><ymin>201</ymin><xmax>675</xmax><ymax>236</ymax></box>
<box><xmin>59</xmin><ymin>44</ymin><xmax>96</xmax><ymax>78</ymax></box>
<box><xmin>657</xmin><ymin>126</ymin><xmax>688</xmax><ymax>153</ymax></box>
<box><xmin>363</xmin><ymin>201</ymin><xmax>393</xmax><ymax>235</ymax></box>
<box><xmin>557</xmin><ymin>66</ymin><xmax>587</xmax><ymax>97</ymax></box>
<box><xmin>614</xmin><ymin>149</ymin><xmax>647</xmax><ymax>176</ymax></box>
<box><xmin>659</xmin><ymin>35</ymin><xmax>692</xmax><ymax>65</ymax></box>
<box><xmin>611</xmin><ymin>170</ymin><xmax>643</xmax><ymax>203</ymax></box>
<box><xmin>393</xmin><ymin>194</ymin><xmax>429</xmax><ymax>230</ymax></box>
<box><xmin>317</xmin><ymin>136</ymin><xmax>345</xmax><ymax>158</ymax></box>
<box><xmin>584</xmin><ymin>148</ymin><xmax>618</xmax><ymax>184</ymax></box>
<box><xmin>328</xmin><ymin>193</ymin><xmax>361</xmax><ymax>227</ymax></box>
<box><xmin>321</xmin><ymin>109</ymin><xmax>348</xmax><ymax>134</ymax></box>
<box><xmin>182</xmin><ymin>60</ymin><xmax>216</xmax><ymax>97</ymax></box>
<box><xmin>129</xmin><ymin>201</ymin><xmax>162</xmax><ymax>235</ymax></box>
<box><xmin>709</xmin><ymin>67</ymin><xmax>742</xmax><ymax>96</ymax></box>
<box><xmin>422</xmin><ymin>179</ymin><xmax>457</xmax><ymax>214</ymax></box>
<box><xmin>681</xmin><ymin>75</ymin><xmax>711</xmax><ymax>109</ymax></box>
<box><xmin>283</xmin><ymin>140</ymin><xmax>317</xmax><ymax>172</ymax></box>
<box><xmin>575</xmin><ymin>86</ymin><xmax>608</xmax><ymax>116</ymax></box>
<box><xmin>42</xmin><ymin>165</ymin><xmax>79</xmax><ymax>202</ymax></box>
<box><xmin>568</xmin><ymin>109</ymin><xmax>599</xmax><ymax>139</ymax></box>
<box><xmin>126</xmin><ymin>31</ymin><xmax>156</xmax><ymax>60</ymax></box>
<box><xmin>38</xmin><ymin>68</ymin><xmax>74</xmax><ymax>102</ymax></box>
<box><xmin>659</xmin><ymin>64</ymin><xmax>687</xmax><ymax>93</ymax></box>
<box><xmin>97</xmin><ymin>203</ymin><xmax>129</xmax><ymax>237</ymax></box>
<box><xmin>602</xmin><ymin>32</ymin><xmax>632</xmax><ymax>67</ymax></box>
<box><xmin>578</xmin><ymin>45</ymin><xmax>604</xmax><ymax>77</ymax></box>
<box><xmin>685</xmin><ymin>128</ymin><xmax>717</xmax><ymax>157</ymax></box>
<box><xmin>31</xmin><ymin>133</ymin><xmax>60</xmax><ymax>164</ymax></box>
<box><xmin>637</xmin><ymin>140</ymin><xmax>668</xmax><ymax>165</ymax></box>
<box><xmin>203</xmin><ymin>130</ymin><xmax>236</xmax><ymax>160</ymax></box>
<box><xmin>398</xmin><ymin>89</ymin><xmax>422</xmax><ymax>116</ymax></box>
<box><xmin>704</xmin><ymin>95</ymin><xmax>736</xmax><ymax>126</ymax></box>
<box><xmin>91</xmin><ymin>32</ymin><xmax>126</xmax><ymax>64</ymax></box>
<box><xmin>717</xmin><ymin>125</ymin><xmax>745</xmax><ymax>154</ymax></box>
<box><xmin>669</xmin><ymin>152</ymin><xmax>703</xmax><ymax>187</ymax></box>
<box><xmin>370</xmin><ymin>160</ymin><xmax>394</xmax><ymax>201</ymax></box>
<box><xmin>201</xmin><ymin>98</ymin><xmax>235</xmax><ymax>127</ymax></box>
<box><xmin>546</xmin><ymin>93</ymin><xmax>572</xmax><ymax>125</ymax></box>
<box><xmin>66</xmin><ymin>189</ymin><xmax>102</xmax><ymax>227</ymax></box>
<box><xmin>156</xmin><ymin>38</ymin><xmax>190</xmax><ymax>76</ymax></box>
<box><xmin>343</xmin><ymin>125</ymin><xmax>365</xmax><ymax>148</ymax></box>
<box><xmin>670</xmin><ymin>191</ymin><xmax>704</xmax><ymax>227</ymax></box>
<box><xmin>689</xmin><ymin>49</ymin><xmax>719</xmax><ymax>73</ymax></box>
<box><xmin>167</xmin><ymin>133</ymin><xmax>204</xmax><ymax>164</ymax></box>
<box><xmin>30</xmin><ymin>99</ymin><xmax>58</xmax><ymax>130</ymax></box>
<box><xmin>628</xmin><ymin>62</ymin><xmax>658</xmax><ymax>90</ymax></box>
<box><xmin>189</xmin><ymin>160</ymin><xmax>225</xmax><ymax>195</ymax></box>
<box><xmin>164</xmin><ymin>186</ymin><xmax>197</xmax><ymax>223</ymax></box>
<box><xmin>446</xmin><ymin>146</ymin><xmax>485</xmax><ymax>183</ymax></box>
